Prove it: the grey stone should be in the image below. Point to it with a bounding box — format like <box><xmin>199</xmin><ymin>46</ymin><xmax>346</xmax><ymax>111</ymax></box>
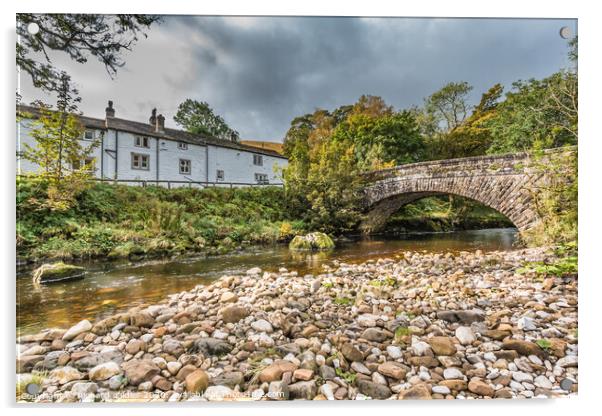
<box><xmin>268</xmin><ymin>381</ymin><xmax>289</xmax><ymax>400</ymax></box>
<box><xmin>288</xmin><ymin>381</ymin><xmax>317</xmax><ymax>400</ymax></box>
<box><xmin>356</xmin><ymin>379</ymin><xmax>392</xmax><ymax>399</ymax></box>
<box><xmin>190</xmin><ymin>337</ymin><xmax>232</xmax><ymax>356</ymax></box>
<box><xmin>360</xmin><ymin>149</ymin><xmax>572</xmax><ymax>233</ymax></box>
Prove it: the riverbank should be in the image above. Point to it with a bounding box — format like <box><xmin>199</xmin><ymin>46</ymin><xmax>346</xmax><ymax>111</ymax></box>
<box><xmin>17</xmin><ymin>177</ymin><xmax>303</xmax><ymax>263</ymax></box>
<box><xmin>17</xmin><ymin>247</ymin><xmax>577</xmax><ymax>402</ymax></box>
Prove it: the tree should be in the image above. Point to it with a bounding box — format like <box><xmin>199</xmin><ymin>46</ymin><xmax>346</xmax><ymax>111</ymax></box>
<box><xmin>174</xmin><ymin>99</ymin><xmax>240</xmax><ymax>141</ymax></box>
<box><xmin>420</xmin><ymin>81</ymin><xmax>474</xmax><ymax>160</ymax></box>
<box><xmin>425</xmin><ymin>81</ymin><xmax>473</xmax><ymax>132</ymax></box>
<box><xmin>17</xmin><ymin>14</ymin><xmax>160</xmax><ymax>95</ymax></box>
<box><xmin>20</xmin><ymin>76</ymin><xmax>99</xmax><ymax>210</ymax></box>
<box><xmin>484</xmin><ymin>74</ymin><xmax>577</xmax><ymax>154</ymax></box>
<box><xmin>443</xmin><ymin>83</ymin><xmax>504</xmax><ymax>158</ymax></box>
<box><xmin>282</xmin><ymin>96</ymin><xmax>425</xmax><ymax>234</ymax></box>
<box><xmin>332</xmin><ymin>110</ymin><xmax>426</xmax><ymax>168</ymax></box>
<box><xmin>484</xmin><ymin>38</ymin><xmax>577</xmax><ymax>154</ymax></box>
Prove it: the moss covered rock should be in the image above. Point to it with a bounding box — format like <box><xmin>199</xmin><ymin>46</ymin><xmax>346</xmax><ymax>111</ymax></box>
<box><xmin>32</xmin><ymin>262</ymin><xmax>85</xmax><ymax>284</ymax></box>
<box><xmin>289</xmin><ymin>232</ymin><xmax>335</xmax><ymax>251</ymax></box>
<box><xmin>107</xmin><ymin>242</ymin><xmax>146</xmax><ymax>259</ymax></box>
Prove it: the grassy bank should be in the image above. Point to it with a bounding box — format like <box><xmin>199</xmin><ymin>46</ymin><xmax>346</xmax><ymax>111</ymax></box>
<box><xmin>17</xmin><ymin>177</ymin><xmax>304</xmax><ymax>262</ymax></box>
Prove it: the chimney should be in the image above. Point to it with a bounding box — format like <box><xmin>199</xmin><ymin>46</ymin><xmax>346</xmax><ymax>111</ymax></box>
<box><xmin>156</xmin><ymin>114</ymin><xmax>165</xmax><ymax>133</ymax></box>
<box><xmin>149</xmin><ymin>108</ymin><xmax>157</xmax><ymax>126</ymax></box>
<box><xmin>105</xmin><ymin>100</ymin><xmax>115</xmax><ymax>118</ymax></box>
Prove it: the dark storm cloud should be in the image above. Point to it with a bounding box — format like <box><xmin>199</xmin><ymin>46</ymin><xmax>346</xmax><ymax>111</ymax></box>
<box><xmin>19</xmin><ymin>16</ymin><xmax>577</xmax><ymax>141</ymax></box>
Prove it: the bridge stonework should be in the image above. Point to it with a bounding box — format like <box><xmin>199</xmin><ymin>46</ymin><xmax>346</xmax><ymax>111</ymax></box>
<box><xmin>360</xmin><ymin>148</ymin><xmax>575</xmax><ymax>234</ymax></box>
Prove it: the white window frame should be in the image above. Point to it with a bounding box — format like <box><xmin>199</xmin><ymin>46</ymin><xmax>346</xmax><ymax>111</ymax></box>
<box><xmin>216</xmin><ymin>169</ymin><xmax>225</xmax><ymax>181</ymax></box>
<box><xmin>253</xmin><ymin>154</ymin><xmax>263</xmax><ymax>166</ymax></box>
<box><xmin>83</xmin><ymin>129</ymin><xmax>96</xmax><ymax>141</ymax></box>
<box><xmin>179</xmin><ymin>159</ymin><xmax>191</xmax><ymax>175</ymax></box>
<box><xmin>131</xmin><ymin>152</ymin><xmax>150</xmax><ymax>170</ymax></box>
<box><xmin>135</xmin><ymin>136</ymin><xmax>150</xmax><ymax>148</ymax></box>
<box><xmin>178</xmin><ymin>141</ymin><xmax>188</xmax><ymax>150</ymax></box>
<box><xmin>72</xmin><ymin>157</ymin><xmax>96</xmax><ymax>172</ymax></box>
<box><xmin>255</xmin><ymin>173</ymin><xmax>269</xmax><ymax>184</ymax></box>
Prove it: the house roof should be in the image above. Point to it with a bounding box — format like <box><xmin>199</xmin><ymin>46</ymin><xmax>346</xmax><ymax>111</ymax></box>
<box><xmin>17</xmin><ymin>105</ymin><xmax>288</xmax><ymax>160</ymax></box>
<box><xmin>241</xmin><ymin>140</ymin><xmax>284</xmax><ymax>155</ymax></box>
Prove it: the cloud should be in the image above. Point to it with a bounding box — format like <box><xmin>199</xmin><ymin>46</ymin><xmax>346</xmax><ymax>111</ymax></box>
<box><xmin>18</xmin><ymin>16</ymin><xmax>576</xmax><ymax>141</ymax></box>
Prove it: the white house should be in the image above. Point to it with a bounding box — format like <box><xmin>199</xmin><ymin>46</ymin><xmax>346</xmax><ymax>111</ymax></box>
<box><xmin>17</xmin><ymin>101</ymin><xmax>288</xmax><ymax>187</ymax></box>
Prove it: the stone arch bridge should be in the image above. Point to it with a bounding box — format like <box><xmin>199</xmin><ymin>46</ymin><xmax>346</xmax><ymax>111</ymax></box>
<box><xmin>360</xmin><ymin>147</ymin><xmax>576</xmax><ymax>234</ymax></box>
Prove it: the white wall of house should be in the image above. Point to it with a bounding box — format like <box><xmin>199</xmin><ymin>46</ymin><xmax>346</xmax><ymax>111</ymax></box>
<box><xmin>17</xmin><ymin>120</ymin><xmax>104</xmax><ymax>178</ymax></box>
<box><xmin>114</xmin><ymin>131</ymin><xmax>157</xmax><ymax>182</ymax></box>
<box><xmin>17</xmin><ymin>120</ymin><xmax>288</xmax><ymax>186</ymax></box>
<box><xmin>101</xmin><ymin>129</ymin><xmax>117</xmax><ymax>180</ymax></box>
<box><xmin>207</xmin><ymin>145</ymin><xmax>285</xmax><ymax>184</ymax></box>
<box><xmin>156</xmin><ymin>138</ymin><xmax>207</xmax><ymax>186</ymax></box>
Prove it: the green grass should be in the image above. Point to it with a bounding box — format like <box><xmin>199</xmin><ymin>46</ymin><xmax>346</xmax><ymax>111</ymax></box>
<box><xmin>536</xmin><ymin>339</ymin><xmax>552</xmax><ymax>350</ymax></box>
<box><xmin>335</xmin><ymin>367</ymin><xmax>357</xmax><ymax>384</ymax></box>
<box><xmin>16</xmin><ymin>371</ymin><xmax>46</xmax><ymax>400</ymax></box>
<box><xmin>369</xmin><ymin>275</ymin><xmax>397</xmax><ymax>287</ymax></box>
<box><xmin>334</xmin><ymin>297</ymin><xmax>354</xmax><ymax>306</ymax></box>
<box><xmin>17</xmin><ymin>176</ymin><xmax>306</xmax><ymax>262</ymax></box>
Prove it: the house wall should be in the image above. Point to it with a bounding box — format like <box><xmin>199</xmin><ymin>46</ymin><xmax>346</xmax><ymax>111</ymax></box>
<box><xmin>113</xmin><ymin>131</ymin><xmax>157</xmax><ymax>182</ymax></box>
<box><xmin>207</xmin><ymin>145</ymin><xmax>286</xmax><ymax>184</ymax></box>
<box><xmin>102</xmin><ymin>129</ymin><xmax>117</xmax><ymax>180</ymax></box>
<box><xmin>156</xmin><ymin>137</ymin><xmax>207</xmax><ymax>187</ymax></box>
<box><xmin>17</xmin><ymin>119</ymin><xmax>288</xmax><ymax>186</ymax></box>
<box><xmin>17</xmin><ymin>120</ymin><xmax>104</xmax><ymax>178</ymax></box>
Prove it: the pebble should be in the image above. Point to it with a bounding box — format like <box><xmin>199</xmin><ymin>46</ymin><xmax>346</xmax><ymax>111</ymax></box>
<box><xmin>16</xmin><ymin>247</ymin><xmax>577</xmax><ymax>402</ymax></box>
<box><xmin>455</xmin><ymin>326</ymin><xmax>476</xmax><ymax>345</ymax></box>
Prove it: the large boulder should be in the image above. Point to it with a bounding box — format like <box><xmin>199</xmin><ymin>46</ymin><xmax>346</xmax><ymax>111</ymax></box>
<box><xmin>32</xmin><ymin>262</ymin><xmax>85</xmax><ymax>284</ymax></box>
<box><xmin>289</xmin><ymin>232</ymin><xmax>335</xmax><ymax>251</ymax></box>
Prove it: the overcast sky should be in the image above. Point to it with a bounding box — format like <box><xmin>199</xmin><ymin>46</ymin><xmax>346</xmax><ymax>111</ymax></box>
<box><xmin>19</xmin><ymin>16</ymin><xmax>577</xmax><ymax>142</ymax></box>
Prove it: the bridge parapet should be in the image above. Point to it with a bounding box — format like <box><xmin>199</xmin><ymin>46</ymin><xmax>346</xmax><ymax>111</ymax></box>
<box><xmin>363</xmin><ymin>146</ymin><xmax>575</xmax><ymax>183</ymax></box>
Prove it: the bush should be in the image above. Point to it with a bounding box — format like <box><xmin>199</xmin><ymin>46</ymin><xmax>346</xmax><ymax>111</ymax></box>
<box><xmin>16</xmin><ymin>177</ymin><xmax>292</xmax><ymax>261</ymax></box>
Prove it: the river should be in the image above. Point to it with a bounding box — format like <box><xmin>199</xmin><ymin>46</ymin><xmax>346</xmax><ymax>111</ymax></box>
<box><xmin>16</xmin><ymin>228</ymin><xmax>518</xmax><ymax>336</ymax></box>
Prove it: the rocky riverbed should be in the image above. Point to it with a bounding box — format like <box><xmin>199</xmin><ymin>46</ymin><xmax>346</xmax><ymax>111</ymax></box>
<box><xmin>16</xmin><ymin>247</ymin><xmax>578</xmax><ymax>402</ymax></box>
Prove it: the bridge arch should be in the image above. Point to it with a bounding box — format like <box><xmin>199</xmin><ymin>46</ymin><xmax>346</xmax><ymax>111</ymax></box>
<box><xmin>359</xmin><ymin>150</ymin><xmax>563</xmax><ymax>234</ymax></box>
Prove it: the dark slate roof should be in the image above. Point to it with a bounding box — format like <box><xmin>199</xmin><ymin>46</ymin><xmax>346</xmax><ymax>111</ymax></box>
<box><xmin>17</xmin><ymin>105</ymin><xmax>288</xmax><ymax>160</ymax></box>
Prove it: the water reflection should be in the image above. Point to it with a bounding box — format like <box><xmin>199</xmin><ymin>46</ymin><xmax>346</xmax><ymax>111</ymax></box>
<box><xmin>17</xmin><ymin>228</ymin><xmax>517</xmax><ymax>335</ymax></box>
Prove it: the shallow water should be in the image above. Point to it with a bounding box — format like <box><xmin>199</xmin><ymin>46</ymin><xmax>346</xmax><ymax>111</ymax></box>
<box><xmin>16</xmin><ymin>228</ymin><xmax>518</xmax><ymax>335</ymax></box>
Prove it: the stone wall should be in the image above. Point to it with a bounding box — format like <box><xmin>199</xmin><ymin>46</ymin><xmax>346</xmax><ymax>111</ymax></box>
<box><xmin>360</xmin><ymin>147</ymin><xmax>576</xmax><ymax>234</ymax></box>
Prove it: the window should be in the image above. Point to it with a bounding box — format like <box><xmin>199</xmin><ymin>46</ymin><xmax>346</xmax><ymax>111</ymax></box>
<box><xmin>83</xmin><ymin>129</ymin><xmax>95</xmax><ymax>141</ymax></box>
<box><xmin>135</xmin><ymin>136</ymin><xmax>150</xmax><ymax>148</ymax></box>
<box><xmin>253</xmin><ymin>154</ymin><xmax>263</xmax><ymax>166</ymax></box>
<box><xmin>83</xmin><ymin>158</ymin><xmax>95</xmax><ymax>171</ymax></box>
<box><xmin>255</xmin><ymin>173</ymin><xmax>269</xmax><ymax>184</ymax></box>
<box><xmin>216</xmin><ymin>170</ymin><xmax>224</xmax><ymax>181</ymax></box>
<box><xmin>72</xmin><ymin>157</ymin><xmax>95</xmax><ymax>171</ymax></box>
<box><xmin>179</xmin><ymin>159</ymin><xmax>191</xmax><ymax>174</ymax></box>
<box><xmin>178</xmin><ymin>142</ymin><xmax>188</xmax><ymax>150</ymax></box>
<box><xmin>131</xmin><ymin>153</ymin><xmax>150</xmax><ymax>170</ymax></box>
